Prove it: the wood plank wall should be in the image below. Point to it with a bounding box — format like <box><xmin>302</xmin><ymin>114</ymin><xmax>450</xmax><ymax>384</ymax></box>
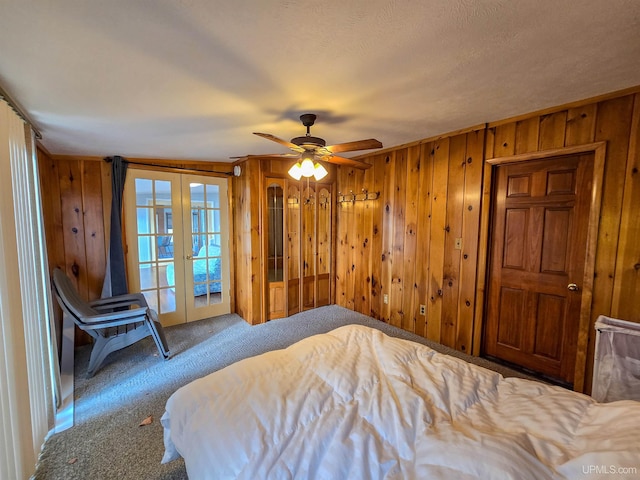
<box><xmin>336</xmin><ymin>129</ymin><xmax>484</xmax><ymax>355</ymax></box>
<box><xmin>231</xmin><ymin>158</ymin><xmax>262</xmax><ymax>324</ymax></box>
<box><xmin>37</xmin><ymin>149</ymin><xmax>111</xmax><ymax>345</ymax></box>
<box><xmin>336</xmin><ymin>89</ymin><xmax>640</xmax><ymax>390</ymax></box>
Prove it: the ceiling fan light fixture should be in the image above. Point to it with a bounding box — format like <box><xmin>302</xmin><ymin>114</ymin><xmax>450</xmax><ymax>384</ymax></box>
<box><xmin>313</xmin><ymin>162</ymin><xmax>328</xmax><ymax>181</ymax></box>
<box><xmin>300</xmin><ymin>157</ymin><xmax>315</xmax><ymax>177</ymax></box>
<box><xmin>288</xmin><ymin>162</ymin><xmax>303</xmax><ymax>180</ymax></box>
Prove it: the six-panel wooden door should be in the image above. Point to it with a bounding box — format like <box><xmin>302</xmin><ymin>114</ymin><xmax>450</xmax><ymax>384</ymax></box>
<box><xmin>483</xmin><ymin>154</ymin><xmax>594</xmax><ymax>385</ymax></box>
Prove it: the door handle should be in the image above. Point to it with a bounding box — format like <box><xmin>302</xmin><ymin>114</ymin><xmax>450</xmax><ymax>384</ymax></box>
<box><xmin>567</xmin><ymin>283</ymin><xmax>579</xmax><ymax>292</ymax></box>
<box><xmin>186</xmin><ymin>255</ymin><xmax>193</xmax><ymax>260</ymax></box>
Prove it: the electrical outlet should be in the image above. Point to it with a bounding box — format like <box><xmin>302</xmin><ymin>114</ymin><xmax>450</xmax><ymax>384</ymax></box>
<box><xmin>419</xmin><ymin>304</ymin><xmax>426</xmax><ymax>315</ymax></box>
<box><xmin>454</xmin><ymin>238</ymin><xmax>462</xmax><ymax>250</ymax></box>
<box><xmin>383</xmin><ymin>293</ymin><xmax>389</xmax><ymax>304</ymax></box>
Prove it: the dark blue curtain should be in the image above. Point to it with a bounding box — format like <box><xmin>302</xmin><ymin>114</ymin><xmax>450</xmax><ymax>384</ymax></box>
<box><xmin>101</xmin><ymin>156</ymin><xmax>129</xmax><ymax>297</ymax></box>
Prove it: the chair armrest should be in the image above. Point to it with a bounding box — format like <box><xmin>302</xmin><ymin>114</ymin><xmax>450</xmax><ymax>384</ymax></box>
<box><xmin>90</xmin><ymin>293</ymin><xmax>148</xmax><ymax>311</ymax></box>
<box><xmin>81</xmin><ymin>307</ymin><xmax>150</xmax><ymax>329</ymax></box>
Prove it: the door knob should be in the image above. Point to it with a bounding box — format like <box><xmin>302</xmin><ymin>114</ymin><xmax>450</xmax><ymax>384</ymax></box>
<box><xmin>567</xmin><ymin>283</ymin><xmax>579</xmax><ymax>291</ymax></box>
<box><xmin>186</xmin><ymin>255</ymin><xmax>193</xmax><ymax>260</ymax></box>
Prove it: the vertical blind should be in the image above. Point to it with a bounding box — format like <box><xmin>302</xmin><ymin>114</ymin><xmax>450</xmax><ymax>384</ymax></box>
<box><xmin>0</xmin><ymin>99</ymin><xmax>54</xmax><ymax>479</ymax></box>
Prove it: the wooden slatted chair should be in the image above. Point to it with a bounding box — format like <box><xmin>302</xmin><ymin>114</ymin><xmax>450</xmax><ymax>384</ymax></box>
<box><xmin>52</xmin><ymin>267</ymin><xmax>170</xmax><ymax>377</ymax></box>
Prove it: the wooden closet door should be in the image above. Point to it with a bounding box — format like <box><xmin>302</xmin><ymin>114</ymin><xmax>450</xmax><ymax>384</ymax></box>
<box><xmin>287</xmin><ymin>184</ymin><xmax>301</xmax><ymax>316</ymax></box>
<box><xmin>484</xmin><ymin>154</ymin><xmax>594</xmax><ymax>385</ymax></box>
<box><xmin>316</xmin><ymin>186</ymin><xmax>332</xmax><ymax>307</ymax></box>
<box><xmin>301</xmin><ymin>184</ymin><xmax>316</xmax><ymax>310</ymax></box>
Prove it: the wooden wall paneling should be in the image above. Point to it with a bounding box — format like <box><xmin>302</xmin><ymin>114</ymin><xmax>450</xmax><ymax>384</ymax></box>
<box><xmin>611</xmin><ymin>93</ymin><xmax>640</xmax><ymax>321</ymax></box>
<box><xmin>480</xmin><ymin>121</ymin><xmax>517</xmax><ymax>354</ymax></box>
<box><xmin>329</xmin><ymin>180</ymin><xmax>337</xmax><ymax>306</ymax></box>
<box><xmin>565</xmin><ymin>104</ymin><xmax>598</xmax><ymax>147</ymax></box>
<box><xmin>335</xmin><ymin>169</ymin><xmax>349</xmax><ymax>307</ymax></box>
<box><xmin>473</xmin><ymin>127</ymin><xmax>498</xmax><ymax>355</ymax></box>
<box><xmin>232</xmin><ymin>172</ymin><xmax>246</xmax><ymax>319</ymax></box>
<box><xmin>456</xmin><ymin>130</ymin><xmax>484</xmax><ymax>353</ymax></box>
<box><xmin>401</xmin><ymin>145</ymin><xmax>421</xmax><ymax>332</ymax></box>
<box><xmin>227</xmin><ymin>179</ymin><xmax>236</xmax><ymax>314</ymax></box>
<box><xmin>413</xmin><ymin>142</ymin><xmax>434</xmax><ymax>337</ymax></box>
<box><xmin>37</xmin><ymin>148</ymin><xmax>65</xmax><ymax>350</ymax></box>
<box><xmin>355</xmin><ymin>164</ymin><xmax>374</xmax><ymax>314</ymax></box>
<box><xmin>493</xmin><ymin>123</ymin><xmax>516</xmax><ymax>157</ymax></box>
<box><xmin>250</xmin><ymin>160</ymin><xmax>264</xmax><ymax>322</ymax></box>
<box><xmin>343</xmin><ymin>168</ymin><xmax>357</xmax><ymax>310</ymax></box>
<box><xmin>347</xmin><ymin>168</ymin><xmax>367</xmax><ymax>311</ymax></box>
<box><xmin>380</xmin><ymin>153</ymin><xmax>396</xmax><ymax>323</ymax></box>
<box><xmin>37</xmin><ymin>150</ymin><xmax>65</xmax><ymax>273</ymax></box>
<box><xmin>426</xmin><ymin>139</ymin><xmax>450</xmax><ymax>342</ymax></box>
<box><xmin>369</xmin><ymin>154</ymin><xmax>386</xmax><ymax>320</ymax></box>
<box><xmin>440</xmin><ymin>134</ymin><xmax>466</xmax><ymax>348</ymax></box>
<box><xmin>58</xmin><ymin>159</ymin><xmax>89</xmax><ymax>297</ymax></box>
<box><xmin>81</xmin><ymin>161</ymin><xmax>106</xmax><ymax>300</ymax></box>
<box><xmin>515</xmin><ymin>117</ymin><xmax>540</xmax><ymax>154</ymax></box>
<box><xmin>585</xmin><ymin>96</ymin><xmax>635</xmax><ymax>387</ymax></box>
<box><xmin>58</xmin><ymin>159</ymin><xmax>94</xmax><ymax>344</ymax></box>
<box><xmin>232</xmin><ymin>158</ymin><xmax>262</xmax><ymax>324</ymax></box>
<box><xmin>538</xmin><ymin>111</ymin><xmax>568</xmax><ymax>150</ymax></box>
<box><xmin>389</xmin><ymin>149</ymin><xmax>408</xmax><ymax>329</ymax></box>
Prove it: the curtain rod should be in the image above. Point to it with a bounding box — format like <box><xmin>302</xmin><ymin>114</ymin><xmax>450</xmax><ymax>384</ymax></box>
<box><xmin>0</xmin><ymin>85</ymin><xmax>43</xmax><ymax>140</ymax></box>
<box><xmin>103</xmin><ymin>156</ymin><xmax>233</xmax><ymax>176</ymax></box>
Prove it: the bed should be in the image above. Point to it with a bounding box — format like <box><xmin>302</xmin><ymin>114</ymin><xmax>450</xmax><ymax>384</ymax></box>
<box><xmin>161</xmin><ymin>325</ymin><xmax>640</xmax><ymax>479</ymax></box>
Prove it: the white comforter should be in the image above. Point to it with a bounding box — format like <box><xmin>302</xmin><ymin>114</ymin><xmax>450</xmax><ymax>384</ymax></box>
<box><xmin>161</xmin><ymin>325</ymin><xmax>640</xmax><ymax>479</ymax></box>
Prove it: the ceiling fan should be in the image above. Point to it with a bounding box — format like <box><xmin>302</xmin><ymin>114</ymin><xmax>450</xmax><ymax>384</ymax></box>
<box><xmin>233</xmin><ymin>114</ymin><xmax>382</xmax><ymax>179</ymax></box>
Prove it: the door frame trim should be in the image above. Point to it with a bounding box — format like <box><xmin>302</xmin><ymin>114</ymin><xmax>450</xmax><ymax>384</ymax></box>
<box><xmin>473</xmin><ymin>142</ymin><xmax>607</xmax><ymax>392</ymax></box>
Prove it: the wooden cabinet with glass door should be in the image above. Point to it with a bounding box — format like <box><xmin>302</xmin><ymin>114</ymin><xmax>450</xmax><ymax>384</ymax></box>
<box><xmin>266</xmin><ymin>179</ymin><xmax>286</xmax><ymax>320</ymax></box>
<box><xmin>264</xmin><ymin>176</ymin><xmax>333</xmax><ymax>321</ymax></box>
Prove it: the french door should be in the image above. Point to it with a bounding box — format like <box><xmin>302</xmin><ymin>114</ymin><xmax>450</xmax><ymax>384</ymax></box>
<box><xmin>124</xmin><ymin>170</ymin><xmax>230</xmax><ymax>326</ymax></box>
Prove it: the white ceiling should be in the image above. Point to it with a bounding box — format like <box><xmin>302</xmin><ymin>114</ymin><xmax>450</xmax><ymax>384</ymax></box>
<box><xmin>1</xmin><ymin>0</ymin><xmax>639</xmax><ymax>162</ymax></box>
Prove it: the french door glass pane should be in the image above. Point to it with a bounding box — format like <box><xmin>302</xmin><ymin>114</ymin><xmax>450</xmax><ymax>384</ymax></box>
<box><xmin>158</xmin><ymin>288</ymin><xmax>175</xmax><ymax>315</ymax></box>
<box><xmin>142</xmin><ymin>291</ymin><xmax>158</xmax><ymax>312</ymax></box>
<box><xmin>206</xmin><ymin>184</ymin><xmax>219</xmax><ymax>207</ymax></box>
<box><xmin>189</xmin><ymin>181</ymin><xmax>223</xmax><ymax>308</ymax></box>
<box><xmin>134</xmin><ymin>179</ymin><xmax>176</xmax><ymax>314</ymax></box>
<box><xmin>161</xmin><ymin>261</ymin><xmax>175</xmax><ymax>288</ymax></box>
<box><xmin>207</xmin><ymin>210</ymin><xmax>220</xmax><ymax>233</ymax></box>
<box><xmin>139</xmin><ymin>264</ymin><xmax>157</xmax><ymax>290</ymax></box>
<box><xmin>138</xmin><ymin>236</ymin><xmax>153</xmax><ymax>263</ymax></box>
<box><xmin>135</xmin><ymin>179</ymin><xmax>152</xmax><ymax>206</ymax></box>
<box><xmin>137</xmin><ymin>207</ymin><xmax>153</xmax><ymax>234</ymax></box>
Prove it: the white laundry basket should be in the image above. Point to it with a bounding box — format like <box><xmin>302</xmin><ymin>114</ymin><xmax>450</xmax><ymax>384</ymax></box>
<box><xmin>591</xmin><ymin>315</ymin><xmax>640</xmax><ymax>402</ymax></box>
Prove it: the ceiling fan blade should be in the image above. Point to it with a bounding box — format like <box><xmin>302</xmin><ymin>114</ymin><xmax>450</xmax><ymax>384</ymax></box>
<box><xmin>230</xmin><ymin>153</ymin><xmax>300</xmax><ymax>161</ymax></box>
<box><xmin>321</xmin><ymin>155</ymin><xmax>372</xmax><ymax>170</ymax></box>
<box><xmin>253</xmin><ymin>132</ymin><xmax>305</xmax><ymax>152</ymax></box>
<box><xmin>325</xmin><ymin>139</ymin><xmax>382</xmax><ymax>154</ymax></box>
